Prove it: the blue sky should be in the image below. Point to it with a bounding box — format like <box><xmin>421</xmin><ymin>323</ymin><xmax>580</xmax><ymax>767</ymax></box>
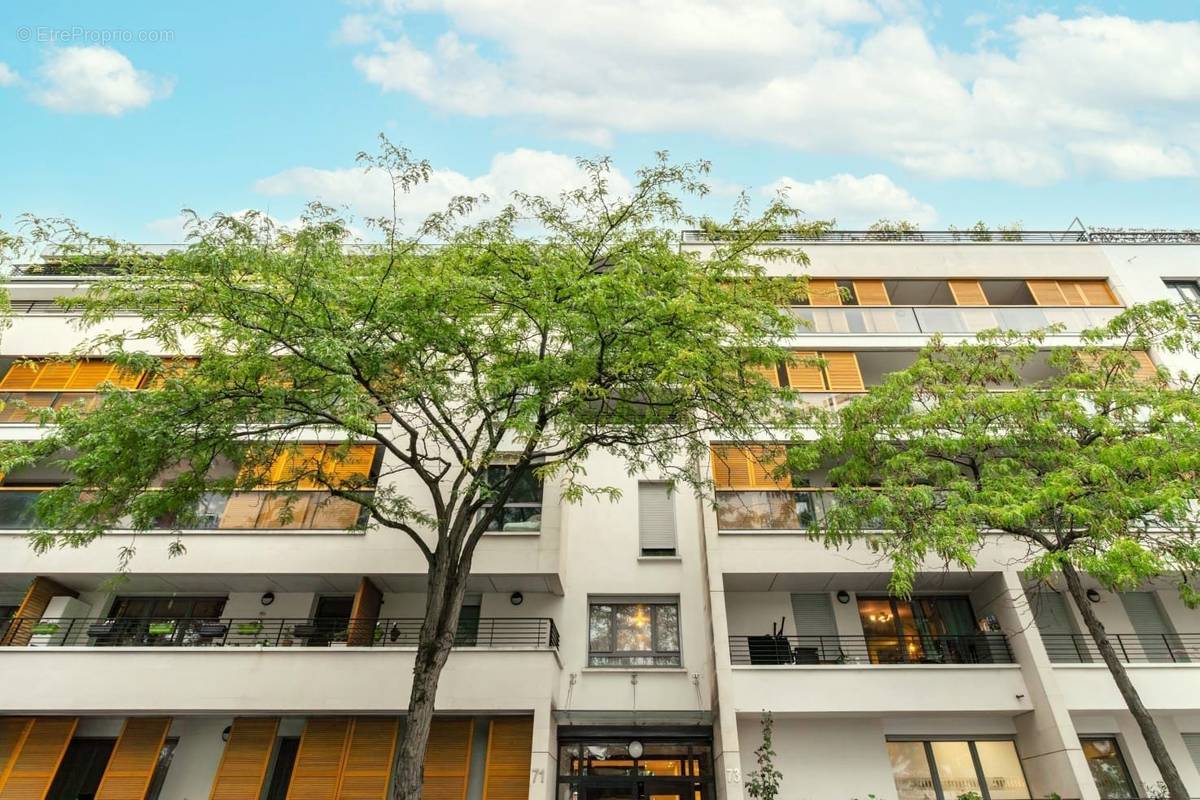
<box><xmin>0</xmin><ymin>1</ymin><xmax>1197</xmax><ymax>240</ymax></box>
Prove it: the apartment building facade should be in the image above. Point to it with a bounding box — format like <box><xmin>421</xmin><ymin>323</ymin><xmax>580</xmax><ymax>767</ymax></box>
<box><xmin>0</xmin><ymin>229</ymin><xmax>1197</xmax><ymax>800</ymax></box>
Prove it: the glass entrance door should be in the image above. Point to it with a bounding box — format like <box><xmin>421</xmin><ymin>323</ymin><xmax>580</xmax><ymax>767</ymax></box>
<box><xmin>558</xmin><ymin>736</ymin><xmax>714</xmax><ymax>800</ymax></box>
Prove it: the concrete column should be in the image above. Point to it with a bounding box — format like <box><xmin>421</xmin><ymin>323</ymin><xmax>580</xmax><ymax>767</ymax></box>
<box><xmin>975</xmin><ymin>570</ymin><xmax>1099</xmax><ymax>799</ymax></box>
<box><xmin>530</xmin><ymin>701</ymin><xmax>557</xmax><ymax>800</ymax></box>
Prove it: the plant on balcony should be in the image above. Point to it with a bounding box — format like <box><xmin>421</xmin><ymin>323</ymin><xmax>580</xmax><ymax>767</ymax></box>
<box><xmin>147</xmin><ymin>622</ymin><xmax>176</xmax><ymax>636</ymax></box>
<box><xmin>745</xmin><ymin>711</ymin><xmax>783</xmax><ymax>800</ymax></box>
<box><xmin>236</xmin><ymin>621</ymin><xmax>263</xmax><ymax>636</ymax></box>
<box><xmin>1</xmin><ymin>139</ymin><xmax>816</xmax><ymax>800</ymax></box>
<box><xmin>802</xmin><ymin>301</ymin><xmax>1200</xmax><ymax>800</ymax></box>
<box><xmin>31</xmin><ymin>622</ymin><xmax>60</xmax><ymax>636</ymax></box>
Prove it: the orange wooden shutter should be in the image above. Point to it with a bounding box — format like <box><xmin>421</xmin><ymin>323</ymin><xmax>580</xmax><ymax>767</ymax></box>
<box><xmin>5</xmin><ymin>577</ymin><xmax>78</xmax><ymax>647</ymax></box>
<box><xmin>948</xmin><ymin>280</ymin><xmax>988</xmax><ymax>306</ymax></box>
<box><xmin>337</xmin><ymin>718</ymin><xmax>399</xmax><ymax>800</ymax></box>
<box><xmin>94</xmin><ymin>717</ymin><xmax>171</xmax><ymax>800</ymax></box>
<box><xmin>852</xmin><ymin>280</ymin><xmax>890</xmax><ymax>306</ymax></box>
<box><xmin>1133</xmin><ymin>351</ymin><xmax>1158</xmax><ymax>381</ymax></box>
<box><xmin>1058</xmin><ymin>280</ymin><xmax>1117</xmax><ymax>306</ymax></box>
<box><xmin>0</xmin><ymin>717</ymin><xmax>78</xmax><ymax>800</ymax></box>
<box><xmin>208</xmin><ymin>718</ymin><xmax>279</xmax><ymax>800</ymax></box>
<box><xmin>287</xmin><ymin>718</ymin><xmax>352</xmax><ymax>800</ymax></box>
<box><xmin>784</xmin><ymin>352</ymin><xmax>825</xmax><ymax>391</ymax></box>
<box><xmin>0</xmin><ymin>720</ymin><xmax>32</xmax><ymax>791</ymax></box>
<box><xmin>482</xmin><ymin>717</ymin><xmax>532</xmax><ymax>800</ymax></box>
<box><xmin>0</xmin><ymin>364</ymin><xmax>40</xmax><ymax>391</ymax></box>
<box><xmin>710</xmin><ymin>447</ymin><xmax>750</xmax><ymax>490</ymax></box>
<box><xmin>747</xmin><ymin>446</ymin><xmax>791</xmax><ymax>490</ymax></box>
<box><xmin>821</xmin><ymin>352</ymin><xmax>865</xmax><ymax>392</ymax></box>
<box><xmin>1025</xmin><ymin>280</ymin><xmax>1067</xmax><ymax>306</ymax></box>
<box><xmin>64</xmin><ymin>361</ymin><xmax>118</xmax><ymax>390</ymax></box>
<box><xmin>806</xmin><ymin>280</ymin><xmax>843</xmax><ymax>306</ymax></box>
<box><xmin>710</xmin><ymin>446</ymin><xmax>791</xmax><ymax>489</ymax></box>
<box><xmin>321</xmin><ymin>445</ymin><xmax>378</xmax><ymax>487</ymax></box>
<box><xmin>422</xmin><ymin>719</ymin><xmax>473</xmax><ymax>800</ymax></box>
<box><xmin>347</xmin><ymin>578</ymin><xmax>383</xmax><ymax>647</ymax></box>
<box><xmin>747</xmin><ymin>364</ymin><xmax>780</xmax><ymax>387</ymax></box>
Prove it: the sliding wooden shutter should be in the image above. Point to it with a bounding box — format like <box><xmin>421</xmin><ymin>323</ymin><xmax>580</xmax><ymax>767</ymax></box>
<box><xmin>822</xmin><ymin>352</ymin><xmax>865</xmax><ymax>392</ymax></box>
<box><xmin>1132</xmin><ymin>351</ymin><xmax>1159</xmax><ymax>381</ymax></box>
<box><xmin>0</xmin><ymin>720</ymin><xmax>32</xmax><ymax>791</ymax></box>
<box><xmin>208</xmin><ymin>718</ymin><xmax>279</xmax><ymax>800</ymax></box>
<box><xmin>5</xmin><ymin>577</ymin><xmax>77</xmax><ymax>647</ymax></box>
<box><xmin>1026</xmin><ymin>280</ymin><xmax>1067</xmax><ymax>305</ymax></box>
<box><xmin>710</xmin><ymin>446</ymin><xmax>790</xmax><ymax>490</ymax></box>
<box><xmin>255</xmin><ymin>444</ymin><xmax>378</xmax><ymax>490</ymax></box>
<box><xmin>852</xmin><ymin>280</ymin><xmax>890</xmax><ymax>306</ymax></box>
<box><xmin>482</xmin><ymin>718</ymin><xmax>532</xmax><ymax>800</ymax></box>
<box><xmin>337</xmin><ymin>718</ymin><xmax>399</xmax><ymax>800</ymax></box>
<box><xmin>422</xmin><ymin>719</ymin><xmax>473</xmax><ymax>800</ymax></box>
<box><xmin>806</xmin><ymin>280</ymin><xmax>843</xmax><ymax>306</ymax></box>
<box><xmin>94</xmin><ymin>717</ymin><xmax>171</xmax><ymax>800</ymax></box>
<box><xmin>747</xmin><ymin>364</ymin><xmax>781</xmax><ymax>387</ymax></box>
<box><xmin>0</xmin><ymin>717</ymin><xmax>77</xmax><ymax>800</ymax></box>
<box><xmin>0</xmin><ymin>359</ymin><xmax>143</xmax><ymax>391</ymax></box>
<box><xmin>347</xmin><ymin>578</ymin><xmax>383</xmax><ymax>647</ymax></box>
<box><xmin>287</xmin><ymin>718</ymin><xmax>352</xmax><ymax>800</ymax></box>
<box><xmin>1027</xmin><ymin>280</ymin><xmax>1118</xmax><ymax>306</ymax></box>
<box><xmin>948</xmin><ymin>280</ymin><xmax>987</xmax><ymax>306</ymax></box>
<box><xmin>784</xmin><ymin>352</ymin><xmax>825</xmax><ymax>391</ymax></box>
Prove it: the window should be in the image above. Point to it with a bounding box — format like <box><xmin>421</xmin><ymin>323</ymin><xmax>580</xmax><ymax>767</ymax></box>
<box><xmin>858</xmin><ymin>596</ymin><xmax>991</xmax><ymax>665</ymax></box>
<box><xmin>588</xmin><ymin>600</ymin><xmax>680</xmax><ymax>667</ymax></box>
<box><xmin>481</xmin><ymin>464</ymin><xmax>542</xmax><ymax>532</ymax></box>
<box><xmin>1165</xmin><ymin>280</ymin><xmax>1200</xmax><ymax>304</ymax></box>
<box><xmin>886</xmin><ymin>739</ymin><xmax>1030</xmax><ymax>800</ymax></box>
<box><xmin>1081</xmin><ymin>738</ymin><xmax>1137</xmax><ymax>800</ymax></box>
<box><xmin>638</xmin><ymin>483</ymin><xmax>677</xmax><ymax>556</ymax></box>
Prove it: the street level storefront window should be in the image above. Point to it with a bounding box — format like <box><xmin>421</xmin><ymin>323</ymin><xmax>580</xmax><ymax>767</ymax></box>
<box><xmin>886</xmin><ymin>739</ymin><xmax>1030</xmax><ymax>800</ymax></box>
<box><xmin>588</xmin><ymin>600</ymin><xmax>681</xmax><ymax>666</ymax></box>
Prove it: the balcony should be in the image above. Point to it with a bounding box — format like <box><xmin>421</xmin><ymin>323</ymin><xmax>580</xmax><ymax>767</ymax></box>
<box><xmin>788</xmin><ymin>305</ymin><xmax>1123</xmax><ymax>335</ymax></box>
<box><xmin>1041</xmin><ymin>633</ymin><xmax>1199</xmax><ymax>664</ymax></box>
<box><xmin>728</xmin><ymin>633</ymin><xmax>1013</xmax><ymax>665</ymax></box>
<box><xmin>1</xmin><ymin>616</ymin><xmax>559</xmax><ymax>650</ymax></box>
<box><xmin>0</xmin><ymin>488</ymin><xmax>370</xmax><ymax>531</ymax></box>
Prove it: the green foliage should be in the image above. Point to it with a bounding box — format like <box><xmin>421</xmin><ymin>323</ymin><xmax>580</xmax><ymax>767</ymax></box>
<box><xmin>802</xmin><ymin>301</ymin><xmax>1200</xmax><ymax>603</ymax></box>
<box><xmin>745</xmin><ymin>711</ymin><xmax>782</xmax><ymax>800</ymax></box>
<box><xmin>867</xmin><ymin>219</ymin><xmax>921</xmax><ymax>241</ymax></box>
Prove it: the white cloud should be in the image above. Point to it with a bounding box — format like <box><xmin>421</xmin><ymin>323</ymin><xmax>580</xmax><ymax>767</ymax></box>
<box><xmin>255</xmin><ymin>148</ymin><xmax>633</xmax><ymax>224</ymax></box>
<box><xmin>32</xmin><ymin>46</ymin><xmax>172</xmax><ymax>115</ymax></box>
<box><xmin>344</xmin><ymin>4</ymin><xmax>1200</xmax><ymax>183</ymax></box>
<box><xmin>764</xmin><ymin>173</ymin><xmax>936</xmax><ymax>227</ymax></box>
<box><xmin>0</xmin><ymin>63</ymin><xmax>18</xmax><ymax>87</ymax></box>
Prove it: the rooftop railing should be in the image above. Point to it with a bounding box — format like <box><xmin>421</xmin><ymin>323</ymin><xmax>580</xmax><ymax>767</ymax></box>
<box><xmin>0</xmin><ymin>616</ymin><xmax>560</xmax><ymax>649</ymax></box>
<box><xmin>729</xmin><ymin>633</ymin><xmax>1013</xmax><ymax>665</ymax></box>
<box><xmin>1041</xmin><ymin>633</ymin><xmax>1200</xmax><ymax>664</ymax></box>
<box><xmin>682</xmin><ymin>230</ymin><xmax>1090</xmax><ymax>244</ymax></box>
<box><xmin>788</xmin><ymin>305</ymin><xmax>1123</xmax><ymax>335</ymax></box>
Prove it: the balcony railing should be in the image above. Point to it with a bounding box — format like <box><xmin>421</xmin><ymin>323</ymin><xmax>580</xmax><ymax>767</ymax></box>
<box><xmin>682</xmin><ymin>229</ymin><xmax>1090</xmax><ymax>244</ymax></box>
<box><xmin>0</xmin><ymin>488</ymin><xmax>370</xmax><ymax>531</ymax></box>
<box><xmin>788</xmin><ymin>305</ymin><xmax>1123</xmax><ymax>335</ymax></box>
<box><xmin>0</xmin><ymin>616</ymin><xmax>560</xmax><ymax>649</ymax></box>
<box><xmin>1041</xmin><ymin>633</ymin><xmax>1199</xmax><ymax>664</ymax></box>
<box><xmin>729</xmin><ymin>633</ymin><xmax>1014</xmax><ymax>665</ymax></box>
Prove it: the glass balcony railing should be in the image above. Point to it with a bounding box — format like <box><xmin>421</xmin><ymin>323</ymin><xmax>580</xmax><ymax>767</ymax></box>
<box><xmin>788</xmin><ymin>306</ymin><xmax>1123</xmax><ymax>335</ymax></box>
<box><xmin>715</xmin><ymin>489</ymin><xmax>886</xmax><ymax>531</ymax></box>
<box><xmin>0</xmin><ymin>488</ymin><xmax>370</xmax><ymax>531</ymax></box>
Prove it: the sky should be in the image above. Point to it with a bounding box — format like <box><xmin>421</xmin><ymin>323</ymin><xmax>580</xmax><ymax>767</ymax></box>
<box><xmin>0</xmin><ymin>1</ymin><xmax>1197</xmax><ymax>241</ymax></box>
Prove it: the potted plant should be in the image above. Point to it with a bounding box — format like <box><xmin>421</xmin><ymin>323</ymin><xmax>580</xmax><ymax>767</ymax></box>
<box><xmin>31</xmin><ymin>622</ymin><xmax>60</xmax><ymax>636</ymax></box>
<box><xmin>236</xmin><ymin>621</ymin><xmax>264</xmax><ymax>637</ymax></box>
<box><xmin>147</xmin><ymin>622</ymin><xmax>176</xmax><ymax>636</ymax></box>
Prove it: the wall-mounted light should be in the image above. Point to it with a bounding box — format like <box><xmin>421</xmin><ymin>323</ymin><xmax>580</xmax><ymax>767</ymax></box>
<box><xmin>260</xmin><ymin>591</ymin><xmax>275</xmax><ymax>606</ymax></box>
<box><xmin>628</xmin><ymin>740</ymin><xmax>644</xmax><ymax>758</ymax></box>
<box><xmin>836</xmin><ymin>590</ymin><xmax>850</xmax><ymax>604</ymax></box>
<box><xmin>221</xmin><ymin>725</ymin><xmax>232</xmax><ymax>742</ymax></box>
<box><xmin>1086</xmin><ymin>589</ymin><xmax>1102</xmax><ymax>603</ymax></box>
<box><xmin>510</xmin><ymin>591</ymin><xmax>524</xmax><ymax>606</ymax></box>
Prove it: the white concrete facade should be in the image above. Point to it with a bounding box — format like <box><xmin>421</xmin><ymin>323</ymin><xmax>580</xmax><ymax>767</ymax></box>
<box><xmin>1</xmin><ymin>232</ymin><xmax>1199</xmax><ymax>800</ymax></box>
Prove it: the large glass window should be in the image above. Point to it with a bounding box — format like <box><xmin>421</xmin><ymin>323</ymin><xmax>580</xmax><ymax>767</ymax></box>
<box><xmin>887</xmin><ymin>740</ymin><xmax>1030</xmax><ymax>800</ymax></box>
<box><xmin>588</xmin><ymin>601</ymin><xmax>681</xmax><ymax>666</ymax></box>
<box><xmin>858</xmin><ymin>596</ymin><xmax>992</xmax><ymax>664</ymax></box>
<box><xmin>1081</xmin><ymin>738</ymin><xmax>1137</xmax><ymax>799</ymax></box>
<box><xmin>482</xmin><ymin>465</ymin><xmax>543</xmax><ymax>532</ymax></box>
<box><xmin>1165</xmin><ymin>280</ymin><xmax>1200</xmax><ymax>304</ymax></box>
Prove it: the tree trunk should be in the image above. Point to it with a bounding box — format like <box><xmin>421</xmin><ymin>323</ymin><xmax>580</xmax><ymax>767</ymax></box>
<box><xmin>1061</xmin><ymin>562</ymin><xmax>1189</xmax><ymax>800</ymax></box>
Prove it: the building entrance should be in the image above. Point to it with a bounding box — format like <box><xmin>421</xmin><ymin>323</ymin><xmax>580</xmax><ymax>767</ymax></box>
<box><xmin>556</xmin><ymin>728</ymin><xmax>715</xmax><ymax>800</ymax></box>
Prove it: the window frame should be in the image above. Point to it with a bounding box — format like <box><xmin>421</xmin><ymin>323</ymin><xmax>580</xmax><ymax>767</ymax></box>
<box><xmin>587</xmin><ymin>599</ymin><xmax>682</xmax><ymax>668</ymax></box>
<box><xmin>480</xmin><ymin>463</ymin><xmax>544</xmax><ymax>533</ymax></box>
<box><xmin>885</xmin><ymin>736</ymin><xmax>1031</xmax><ymax>800</ymax></box>
<box><xmin>1080</xmin><ymin>736</ymin><xmax>1138</xmax><ymax>800</ymax></box>
<box><xmin>1164</xmin><ymin>279</ymin><xmax>1200</xmax><ymax>304</ymax></box>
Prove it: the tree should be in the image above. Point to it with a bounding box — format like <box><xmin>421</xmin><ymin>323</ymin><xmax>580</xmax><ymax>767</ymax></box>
<box><xmin>745</xmin><ymin>711</ymin><xmax>783</xmax><ymax>800</ymax></box>
<box><xmin>0</xmin><ymin>141</ymin><xmax>821</xmax><ymax>799</ymax></box>
<box><xmin>801</xmin><ymin>303</ymin><xmax>1200</xmax><ymax>800</ymax></box>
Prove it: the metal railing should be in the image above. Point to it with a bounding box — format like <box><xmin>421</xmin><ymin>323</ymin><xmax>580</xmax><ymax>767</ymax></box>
<box><xmin>681</xmin><ymin>230</ymin><xmax>1090</xmax><ymax>244</ymax></box>
<box><xmin>729</xmin><ymin>633</ymin><xmax>1014</xmax><ymax>665</ymax></box>
<box><xmin>1041</xmin><ymin>633</ymin><xmax>1200</xmax><ymax>664</ymax></box>
<box><xmin>0</xmin><ymin>487</ymin><xmax>371</xmax><ymax>531</ymax></box>
<box><xmin>0</xmin><ymin>616</ymin><xmax>560</xmax><ymax>649</ymax></box>
<box><xmin>788</xmin><ymin>305</ymin><xmax>1123</xmax><ymax>335</ymax></box>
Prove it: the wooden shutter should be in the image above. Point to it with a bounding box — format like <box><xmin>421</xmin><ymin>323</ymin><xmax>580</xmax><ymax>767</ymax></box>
<box><xmin>94</xmin><ymin>717</ymin><xmax>171</xmax><ymax>800</ymax></box>
<box><xmin>422</xmin><ymin>719</ymin><xmax>473</xmax><ymax>800</ymax></box>
<box><xmin>287</xmin><ymin>718</ymin><xmax>352</xmax><ymax>800</ymax></box>
<box><xmin>0</xmin><ymin>717</ymin><xmax>77</xmax><ymax>799</ymax></box>
<box><xmin>821</xmin><ymin>352</ymin><xmax>865</xmax><ymax>392</ymax></box>
<box><xmin>638</xmin><ymin>483</ymin><xmax>676</xmax><ymax>555</ymax></box>
<box><xmin>710</xmin><ymin>446</ymin><xmax>750</xmax><ymax>490</ymax></box>
<box><xmin>208</xmin><ymin>718</ymin><xmax>279</xmax><ymax>800</ymax></box>
<box><xmin>0</xmin><ymin>360</ymin><xmax>143</xmax><ymax>391</ymax></box>
<box><xmin>337</xmin><ymin>718</ymin><xmax>399</xmax><ymax>800</ymax></box>
<box><xmin>347</xmin><ymin>578</ymin><xmax>382</xmax><ymax>647</ymax></box>
<box><xmin>710</xmin><ymin>447</ymin><xmax>790</xmax><ymax>490</ymax></box>
<box><xmin>1072</xmin><ymin>280</ymin><xmax>1118</xmax><ymax>306</ymax></box>
<box><xmin>1026</xmin><ymin>280</ymin><xmax>1067</xmax><ymax>306</ymax></box>
<box><xmin>948</xmin><ymin>280</ymin><xmax>988</xmax><ymax>306</ymax></box>
<box><xmin>321</xmin><ymin>445</ymin><xmax>377</xmax><ymax>487</ymax></box>
<box><xmin>4</xmin><ymin>578</ymin><xmax>78</xmax><ymax>647</ymax></box>
<box><xmin>747</xmin><ymin>446</ymin><xmax>790</xmax><ymax>490</ymax></box>
<box><xmin>482</xmin><ymin>718</ymin><xmax>533</xmax><ymax>800</ymax></box>
<box><xmin>1132</xmin><ymin>351</ymin><xmax>1158</xmax><ymax>381</ymax></box>
<box><xmin>0</xmin><ymin>364</ymin><xmax>39</xmax><ymax>391</ymax></box>
<box><xmin>784</xmin><ymin>352</ymin><xmax>825</xmax><ymax>391</ymax></box>
<box><xmin>852</xmin><ymin>280</ymin><xmax>890</xmax><ymax>306</ymax></box>
<box><xmin>0</xmin><ymin>720</ymin><xmax>32</xmax><ymax>791</ymax></box>
<box><xmin>806</xmin><ymin>280</ymin><xmax>843</xmax><ymax>306</ymax></box>
<box><xmin>747</xmin><ymin>364</ymin><xmax>780</xmax><ymax>388</ymax></box>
